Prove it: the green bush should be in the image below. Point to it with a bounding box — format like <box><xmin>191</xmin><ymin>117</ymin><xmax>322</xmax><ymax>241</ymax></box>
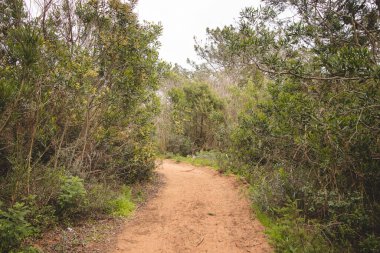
<box><xmin>13</xmin><ymin>247</ymin><xmax>41</xmax><ymax>253</ymax></box>
<box><xmin>195</xmin><ymin>2</ymin><xmax>380</xmax><ymax>251</ymax></box>
<box><xmin>23</xmin><ymin>195</ymin><xmax>56</xmax><ymax>231</ymax></box>
<box><xmin>0</xmin><ymin>0</ymin><xmax>161</xmax><ymax>246</ymax></box>
<box><xmin>108</xmin><ymin>186</ymin><xmax>136</xmax><ymax>217</ymax></box>
<box><xmin>0</xmin><ymin>202</ymin><xmax>36</xmax><ymax>252</ymax></box>
<box><xmin>166</xmin><ymin>134</ymin><xmax>193</xmax><ymax>156</ymax></box>
<box><xmin>359</xmin><ymin>234</ymin><xmax>380</xmax><ymax>253</ymax></box>
<box><xmin>166</xmin><ymin>82</ymin><xmax>226</xmax><ymax>153</ymax></box>
<box><xmin>86</xmin><ymin>183</ymin><xmax>118</xmax><ymax>214</ymax></box>
<box><xmin>101</xmin><ymin>136</ymin><xmax>157</xmax><ymax>184</ymax></box>
<box><xmin>266</xmin><ymin>200</ymin><xmax>330</xmax><ymax>253</ymax></box>
<box><xmin>57</xmin><ymin>176</ymin><xmax>87</xmax><ymax>218</ymax></box>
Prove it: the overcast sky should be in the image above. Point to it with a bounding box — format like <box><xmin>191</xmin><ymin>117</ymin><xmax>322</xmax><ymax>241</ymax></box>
<box><xmin>136</xmin><ymin>0</ymin><xmax>261</xmax><ymax>67</ymax></box>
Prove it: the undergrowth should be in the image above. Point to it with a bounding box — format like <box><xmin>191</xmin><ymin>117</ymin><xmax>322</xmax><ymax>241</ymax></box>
<box><xmin>251</xmin><ymin>198</ymin><xmax>332</xmax><ymax>253</ymax></box>
<box><xmin>163</xmin><ymin>151</ymin><xmax>221</xmax><ymax>169</ymax></box>
<box><xmin>108</xmin><ymin>186</ymin><xmax>136</xmax><ymax>217</ymax></box>
<box><xmin>163</xmin><ymin>151</ymin><xmax>345</xmax><ymax>252</ymax></box>
<box><xmin>0</xmin><ymin>181</ymin><xmax>138</xmax><ymax>252</ymax></box>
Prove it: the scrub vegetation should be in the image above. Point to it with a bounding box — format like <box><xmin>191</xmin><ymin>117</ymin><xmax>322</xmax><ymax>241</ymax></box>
<box><xmin>0</xmin><ymin>0</ymin><xmax>162</xmax><ymax>251</ymax></box>
<box><xmin>157</xmin><ymin>0</ymin><xmax>380</xmax><ymax>252</ymax></box>
<box><xmin>1</xmin><ymin>0</ymin><xmax>379</xmax><ymax>252</ymax></box>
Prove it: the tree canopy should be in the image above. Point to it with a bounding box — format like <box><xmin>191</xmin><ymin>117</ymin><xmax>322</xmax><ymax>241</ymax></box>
<box><xmin>192</xmin><ymin>0</ymin><xmax>380</xmax><ymax>251</ymax></box>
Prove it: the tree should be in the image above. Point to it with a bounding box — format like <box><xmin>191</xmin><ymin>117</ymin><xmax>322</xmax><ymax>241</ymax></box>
<box><xmin>168</xmin><ymin>82</ymin><xmax>225</xmax><ymax>153</ymax></box>
<box><xmin>196</xmin><ymin>0</ymin><xmax>380</xmax><ymax>251</ymax></box>
<box><xmin>0</xmin><ymin>0</ymin><xmax>163</xmax><ymax>233</ymax></box>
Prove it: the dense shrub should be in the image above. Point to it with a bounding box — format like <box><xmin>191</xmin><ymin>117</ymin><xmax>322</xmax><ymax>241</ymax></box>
<box><xmin>0</xmin><ymin>202</ymin><xmax>36</xmax><ymax>252</ymax></box>
<box><xmin>265</xmin><ymin>201</ymin><xmax>331</xmax><ymax>253</ymax></box>
<box><xmin>108</xmin><ymin>186</ymin><xmax>136</xmax><ymax>217</ymax></box>
<box><xmin>227</xmin><ymin>78</ymin><xmax>380</xmax><ymax>250</ymax></box>
<box><xmin>86</xmin><ymin>183</ymin><xmax>118</xmax><ymax>214</ymax></box>
<box><xmin>118</xmin><ymin>142</ymin><xmax>157</xmax><ymax>183</ymax></box>
<box><xmin>0</xmin><ymin>0</ymin><xmax>163</xmax><ymax>250</ymax></box>
<box><xmin>195</xmin><ymin>0</ymin><xmax>380</xmax><ymax>251</ymax></box>
<box><xmin>165</xmin><ymin>82</ymin><xmax>226</xmax><ymax>153</ymax></box>
<box><xmin>22</xmin><ymin>195</ymin><xmax>56</xmax><ymax>232</ymax></box>
<box><xmin>166</xmin><ymin>134</ymin><xmax>193</xmax><ymax>156</ymax></box>
<box><xmin>57</xmin><ymin>176</ymin><xmax>87</xmax><ymax>218</ymax></box>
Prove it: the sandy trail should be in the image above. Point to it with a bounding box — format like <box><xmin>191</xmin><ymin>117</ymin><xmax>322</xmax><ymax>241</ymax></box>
<box><xmin>112</xmin><ymin>160</ymin><xmax>272</xmax><ymax>253</ymax></box>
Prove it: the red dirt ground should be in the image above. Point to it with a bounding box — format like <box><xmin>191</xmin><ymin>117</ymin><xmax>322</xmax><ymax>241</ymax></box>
<box><xmin>111</xmin><ymin>160</ymin><xmax>272</xmax><ymax>253</ymax></box>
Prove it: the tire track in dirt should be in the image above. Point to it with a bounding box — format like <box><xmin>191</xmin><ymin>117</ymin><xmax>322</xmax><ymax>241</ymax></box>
<box><xmin>111</xmin><ymin>160</ymin><xmax>272</xmax><ymax>253</ymax></box>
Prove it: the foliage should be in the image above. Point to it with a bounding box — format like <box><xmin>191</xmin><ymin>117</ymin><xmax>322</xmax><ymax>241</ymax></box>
<box><xmin>194</xmin><ymin>0</ymin><xmax>380</xmax><ymax>251</ymax></box>
<box><xmin>57</xmin><ymin>176</ymin><xmax>87</xmax><ymax>218</ymax></box>
<box><xmin>85</xmin><ymin>183</ymin><xmax>118</xmax><ymax>214</ymax></box>
<box><xmin>0</xmin><ymin>202</ymin><xmax>36</xmax><ymax>252</ymax></box>
<box><xmin>108</xmin><ymin>186</ymin><xmax>136</xmax><ymax>217</ymax></box>
<box><xmin>22</xmin><ymin>195</ymin><xmax>56</xmax><ymax>232</ymax></box>
<box><xmin>0</xmin><ymin>0</ymin><xmax>162</xmax><ymax>195</ymax></box>
<box><xmin>0</xmin><ymin>0</ymin><xmax>163</xmax><ymax>250</ymax></box>
<box><xmin>265</xmin><ymin>201</ymin><xmax>331</xmax><ymax>253</ymax></box>
<box><xmin>164</xmin><ymin>151</ymin><xmax>221</xmax><ymax>169</ymax></box>
<box><xmin>167</xmin><ymin>82</ymin><xmax>225</xmax><ymax>154</ymax></box>
<box><xmin>166</xmin><ymin>134</ymin><xmax>193</xmax><ymax>156</ymax></box>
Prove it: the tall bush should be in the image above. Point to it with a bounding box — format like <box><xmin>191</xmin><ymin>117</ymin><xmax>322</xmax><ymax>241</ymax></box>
<box><xmin>196</xmin><ymin>0</ymin><xmax>380</xmax><ymax>250</ymax></box>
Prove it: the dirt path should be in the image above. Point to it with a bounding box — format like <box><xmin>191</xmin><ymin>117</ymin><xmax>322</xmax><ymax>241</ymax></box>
<box><xmin>112</xmin><ymin>160</ymin><xmax>272</xmax><ymax>253</ymax></box>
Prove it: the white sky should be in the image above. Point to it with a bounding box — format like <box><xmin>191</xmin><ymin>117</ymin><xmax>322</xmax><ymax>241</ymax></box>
<box><xmin>136</xmin><ymin>0</ymin><xmax>261</xmax><ymax>67</ymax></box>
